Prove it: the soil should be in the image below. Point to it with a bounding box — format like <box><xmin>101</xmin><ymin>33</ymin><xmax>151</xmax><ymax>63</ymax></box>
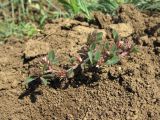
<box><xmin>0</xmin><ymin>5</ymin><xmax>160</xmax><ymax>120</ymax></box>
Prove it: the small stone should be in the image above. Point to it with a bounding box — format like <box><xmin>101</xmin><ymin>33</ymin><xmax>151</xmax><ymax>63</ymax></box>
<box><xmin>118</xmin><ymin>67</ymin><xmax>122</xmax><ymax>71</ymax></box>
<box><xmin>66</xmin><ymin>114</ymin><xmax>74</xmax><ymax>120</ymax></box>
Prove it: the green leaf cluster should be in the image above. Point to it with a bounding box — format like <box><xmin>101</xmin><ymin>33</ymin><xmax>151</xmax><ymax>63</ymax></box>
<box><xmin>25</xmin><ymin>50</ymin><xmax>58</xmax><ymax>86</ymax></box>
<box><xmin>48</xmin><ymin>50</ymin><xmax>58</xmax><ymax>64</ymax></box>
<box><xmin>0</xmin><ymin>21</ymin><xmax>37</xmax><ymax>40</ymax></box>
<box><xmin>25</xmin><ymin>30</ymin><xmax>138</xmax><ymax>87</ymax></box>
<box><xmin>87</xmin><ymin>32</ymin><xmax>103</xmax><ymax>65</ymax></box>
<box><xmin>58</xmin><ymin>0</ymin><xmax>92</xmax><ymax>19</ymax></box>
<box><xmin>87</xmin><ymin>31</ymin><xmax>120</xmax><ymax>66</ymax></box>
<box><xmin>97</xmin><ymin>0</ymin><xmax>160</xmax><ymax>15</ymax></box>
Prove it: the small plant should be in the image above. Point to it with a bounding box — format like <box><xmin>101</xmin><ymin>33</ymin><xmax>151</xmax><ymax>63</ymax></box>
<box><xmin>58</xmin><ymin>0</ymin><xmax>92</xmax><ymax>20</ymax></box>
<box><xmin>0</xmin><ymin>0</ymin><xmax>60</xmax><ymax>27</ymax></box>
<box><xmin>97</xmin><ymin>0</ymin><xmax>160</xmax><ymax>15</ymax></box>
<box><xmin>98</xmin><ymin>0</ymin><xmax>126</xmax><ymax>14</ymax></box>
<box><xmin>25</xmin><ymin>50</ymin><xmax>61</xmax><ymax>86</ymax></box>
<box><xmin>0</xmin><ymin>21</ymin><xmax>37</xmax><ymax>40</ymax></box>
<box><xmin>129</xmin><ymin>0</ymin><xmax>160</xmax><ymax>11</ymax></box>
<box><xmin>72</xmin><ymin>30</ymin><xmax>137</xmax><ymax>67</ymax></box>
<box><xmin>25</xmin><ymin>30</ymin><xmax>138</xmax><ymax>86</ymax></box>
<box><xmin>18</xmin><ymin>22</ymin><xmax>38</xmax><ymax>37</ymax></box>
<box><xmin>25</xmin><ymin>50</ymin><xmax>76</xmax><ymax>86</ymax></box>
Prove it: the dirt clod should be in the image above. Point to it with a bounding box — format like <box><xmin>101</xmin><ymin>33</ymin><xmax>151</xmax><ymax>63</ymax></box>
<box><xmin>24</xmin><ymin>40</ymin><xmax>50</xmax><ymax>58</ymax></box>
<box><xmin>94</xmin><ymin>11</ymin><xmax>112</xmax><ymax>29</ymax></box>
<box><xmin>109</xmin><ymin>23</ymin><xmax>134</xmax><ymax>37</ymax></box>
<box><xmin>140</xmin><ymin>35</ymin><xmax>150</xmax><ymax>46</ymax></box>
<box><xmin>118</xmin><ymin>4</ymin><xmax>146</xmax><ymax>34</ymax></box>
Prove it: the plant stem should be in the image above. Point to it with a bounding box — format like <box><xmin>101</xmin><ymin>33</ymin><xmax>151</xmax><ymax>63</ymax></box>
<box><xmin>21</xmin><ymin>0</ymin><xmax>25</xmax><ymax>16</ymax></box>
<box><xmin>11</xmin><ymin>0</ymin><xmax>15</xmax><ymax>22</ymax></box>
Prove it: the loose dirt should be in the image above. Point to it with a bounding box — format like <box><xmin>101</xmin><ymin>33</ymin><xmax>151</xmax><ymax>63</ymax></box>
<box><xmin>0</xmin><ymin>5</ymin><xmax>160</xmax><ymax>120</ymax></box>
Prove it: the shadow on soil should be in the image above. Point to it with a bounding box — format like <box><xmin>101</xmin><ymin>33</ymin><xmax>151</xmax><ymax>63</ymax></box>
<box><xmin>18</xmin><ymin>67</ymin><xmax>101</xmax><ymax>103</ymax></box>
<box><xmin>18</xmin><ymin>79</ymin><xmax>43</xmax><ymax>103</ymax></box>
<box><xmin>145</xmin><ymin>23</ymin><xmax>160</xmax><ymax>36</ymax></box>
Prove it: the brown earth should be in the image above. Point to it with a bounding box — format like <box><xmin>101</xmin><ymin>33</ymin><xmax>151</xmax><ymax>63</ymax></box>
<box><xmin>0</xmin><ymin>5</ymin><xmax>160</xmax><ymax>120</ymax></box>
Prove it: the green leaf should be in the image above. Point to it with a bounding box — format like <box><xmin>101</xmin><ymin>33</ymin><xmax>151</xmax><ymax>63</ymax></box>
<box><xmin>48</xmin><ymin>50</ymin><xmax>58</xmax><ymax>64</ymax></box>
<box><xmin>94</xmin><ymin>51</ymin><xmax>101</xmax><ymax>62</ymax></box>
<box><xmin>100</xmin><ymin>0</ymin><xmax>119</xmax><ymax>13</ymax></box>
<box><xmin>67</xmin><ymin>68</ymin><xmax>74</xmax><ymax>78</ymax></box>
<box><xmin>83</xmin><ymin>58</ymin><xmax>90</xmax><ymax>64</ymax></box>
<box><xmin>105</xmin><ymin>42</ymin><xmax>110</xmax><ymax>50</ymax></box>
<box><xmin>78</xmin><ymin>0</ymin><xmax>90</xmax><ymax>19</ymax></box>
<box><xmin>40</xmin><ymin>14</ymin><xmax>48</xmax><ymax>27</ymax></box>
<box><xmin>42</xmin><ymin>64</ymin><xmax>48</xmax><ymax>73</ymax></box>
<box><xmin>69</xmin><ymin>0</ymin><xmax>77</xmax><ymax>14</ymax></box>
<box><xmin>88</xmin><ymin>51</ymin><xmax>93</xmax><ymax>64</ymax></box>
<box><xmin>40</xmin><ymin>77</ymin><xmax>48</xmax><ymax>86</ymax></box>
<box><xmin>58</xmin><ymin>0</ymin><xmax>71</xmax><ymax>10</ymax></box>
<box><xmin>48</xmin><ymin>50</ymin><xmax>55</xmax><ymax>61</ymax></box>
<box><xmin>24</xmin><ymin>76</ymin><xmax>37</xmax><ymax>84</ymax></box>
<box><xmin>112</xmin><ymin>29</ymin><xmax>119</xmax><ymax>42</ymax></box>
<box><xmin>110</xmin><ymin>44</ymin><xmax>117</xmax><ymax>54</ymax></box>
<box><xmin>106</xmin><ymin>55</ymin><xmax>119</xmax><ymax>65</ymax></box>
<box><xmin>96</xmin><ymin>32</ymin><xmax>103</xmax><ymax>42</ymax></box>
<box><xmin>42</xmin><ymin>74</ymin><xmax>55</xmax><ymax>79</ymax></box>
<box><xmin>69</xmin><ymin>57</ymin><xmax>75</xmax><ymax>64</ymax></box>
<box><xmin>131</xmin><ymin>46</ymin><xmax>139</xmax><ymax>53</ymax></box>
<box><xmin>116</xmin><ymin>0</ymin><xmax>125</xmax><ymax>4</ymax></box>
<box><xmin>89</xmin><ymin>43</ymin><xmax>96</xmax><ymax>51</ymax></box>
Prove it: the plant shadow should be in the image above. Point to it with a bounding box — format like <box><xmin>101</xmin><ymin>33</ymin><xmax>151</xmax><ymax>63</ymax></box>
<box><xmin>18</xmin><ymin>78</ymin><xmax>42</xmax><ymax>103</ymax></box>
<box><xmin>50</xmin><ymin>66</ymin><xmax>101</xmax><ymax>89</ymax></box>
<box><xmin>19</xmin><ymin>67</ymin><xmax>101</xmax><ymax>103</ymax></box>
<box><xmin>145</xmin><ymin>23</ymin><xmax>160</xmax><ymax>36</ymax></box>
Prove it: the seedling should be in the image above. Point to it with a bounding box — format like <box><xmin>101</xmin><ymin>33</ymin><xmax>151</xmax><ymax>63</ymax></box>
<box><xmin>0</xmin><ymin>21</ymin><xmax>37</xmax><ymax>39</ymax></box>
<box><xmin>98</xmin><ymin>0</ymin><xmax>125</xmax><ymax>14</ymax></box>
<box><xmin>25</xmin><ymin>50</ymin><xmax>75</xmax><ymax>86</ymax></box>
<box><xmin>58</xmin><ymin>0</ymin><xmax>92</xmax><ymax>20</ymax></box>
<box><xmin>25</xmin><ymin>51</ymin><xmax>60</xmax><ymax>86</ymax></box>
<box><xmin>98</xmin><ymin>0</ymin><xmax>160</xmax><ymax>15</ymax></box>
<box><xmin>129</xmin><ymin>0</ymin><xmax>160</xmax><ymax>11</ymax></box>
<box><xmin>25</xmin><ymin>30</ymin><xmax>138</xmax><ymax>86</ymax></box>
<box><xmin>79</xmin><ymin>30</ymin><xmax>137</xmax><ymax>66</ymax></box>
